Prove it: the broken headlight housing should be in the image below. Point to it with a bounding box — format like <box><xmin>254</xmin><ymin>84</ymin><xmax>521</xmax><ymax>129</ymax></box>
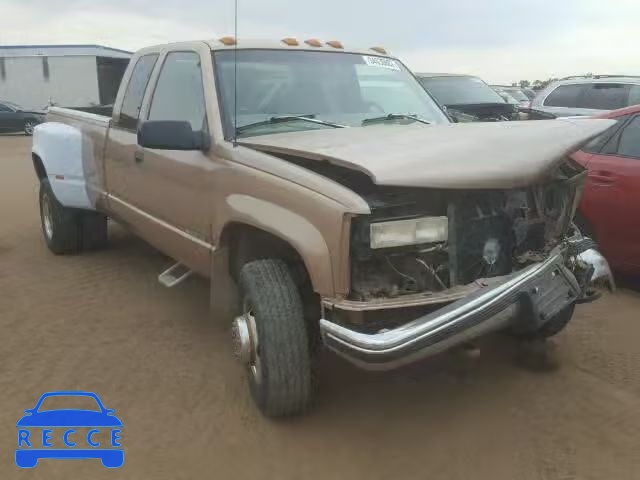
<box><xmin>369</xmin><ymin>216</ymin><xmax>448</xmax><ymax>249</ymax></box>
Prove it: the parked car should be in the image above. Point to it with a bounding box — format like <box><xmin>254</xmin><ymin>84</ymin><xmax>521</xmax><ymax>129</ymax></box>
<box><xmin>520</xmin><ymin>87</ymin><xmax>537</xmax><ymax>101</ymax></box>
<box><xmin>0</xmin><ymin>101</ymin><xmax>45</xmax><ymax>135</ymax></box>
<box><xmin>31</xmin><ymin>38</ymin><xmax>614</xmax><ymax>417</ymax></box>
<box><xmin>492</xmin><ymin>85</ymin><xmax>531</xmax><ymax>108</ymax></box>
<box><xmin>571</xmin><ymin>104</ymin><xmax>640</xmax><ymax>275</ymax></box>
<box><xmin>531</xmin><ymin>75</ymin><xmax>640</xmax><ymax>118</ymax></box>
<box><xmin>415</xmin><ymin>73</ymin><xmax>517</xmax><ymax>121</ymax></box>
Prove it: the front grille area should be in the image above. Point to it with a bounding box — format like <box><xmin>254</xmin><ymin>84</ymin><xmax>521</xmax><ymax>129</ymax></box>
<box><xmin>448</xmin><ymin>194</ymin><xmax>514</xmax><ymax>285</ymax></box>
<box><xmin>349</xmin><ymin>179</ymin><xmax>581</xmax><ymax>302</ymax></box>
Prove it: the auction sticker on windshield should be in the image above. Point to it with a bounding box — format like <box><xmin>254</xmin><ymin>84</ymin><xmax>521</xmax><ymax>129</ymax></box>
<box><xmin>362</xmin><ymin>55</ymin><xmax>400</xmax><ymax>70</ymax></box>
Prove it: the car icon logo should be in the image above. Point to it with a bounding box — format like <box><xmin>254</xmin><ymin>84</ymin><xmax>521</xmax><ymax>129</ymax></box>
<box><xmin>15</xmin><ymin>391</ymin><xmax>123</xmax><ymax>468</ymax></box>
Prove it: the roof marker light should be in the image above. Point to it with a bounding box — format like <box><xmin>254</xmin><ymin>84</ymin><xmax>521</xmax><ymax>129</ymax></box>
<box><xmin>304</xmin><ymin>39</ymin><xmax>322</xmax><ymax>47</ymax></box>
<box><xmin>219</xmin><ymin>36</ymin><xmax>237</xmax><ymax>46</ymax></box>
<box><xmin>282</xmin><ymin>38</ymin><xmax>299</xmax><ymax>46</ymax></box>
<box><xmin>326</xmin><ymin>40</ymin><xmax>343</xmax><ymax>49</ymax></box>
<box><xmin>370</xmin><ymin>46</ymin><xmax>387</xmax><ymax>54</ymax></box>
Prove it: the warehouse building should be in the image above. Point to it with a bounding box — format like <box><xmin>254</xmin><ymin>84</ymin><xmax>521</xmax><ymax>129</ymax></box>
<box><xmin>0</xmin><ymin>44</ymin><xmax>131</xmax><ymax>110</ymax></box>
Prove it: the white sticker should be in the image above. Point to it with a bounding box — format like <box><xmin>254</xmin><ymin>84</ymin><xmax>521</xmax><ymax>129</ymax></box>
<box><xmin>362</xmin><ymin>55</ymin><xmax>400</xmax><ymax>71</ymax></box>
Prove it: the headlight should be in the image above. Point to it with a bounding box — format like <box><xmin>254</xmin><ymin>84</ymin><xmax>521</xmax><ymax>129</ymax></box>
<box><xmin>369</xmin><ymin>216</ymin><xmax>448</xmax><ymax>249</ymax></box>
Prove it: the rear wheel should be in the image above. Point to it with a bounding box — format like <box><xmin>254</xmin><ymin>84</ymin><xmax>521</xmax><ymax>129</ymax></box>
<box><xmin>232</xmin><ymin>258</ymin><xmax>312</xmax><ymax>417</ymax></box>
<box><xmin>39</xmin><ymin>179</ymin><xmax>108</xmax><ymax>254</ymax></box>
<box><xmin>24</xmin><ymin>119</ymin><xmax>37</xmax><ymax>136</ymax></box>
<box><xmin>39</xmin><ymin>179</ymin><xmax>82</xmax><ymax>254</ymax></box>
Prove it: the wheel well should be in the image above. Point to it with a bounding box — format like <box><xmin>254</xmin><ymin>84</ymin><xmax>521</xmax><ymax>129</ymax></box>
<box><xmin>32</xmin><ymin>154</ymin><xmax>47</xmax><ymax>181</ymax></box>
<box><xmin>221</xmin><ymin>223</ymin><xmax>308</xmax><ymax>282</ymax></box>
<box><xmin>220</xmin><ymin>222</ymin><xmax>321</xmax><ymax>340</ymax></box>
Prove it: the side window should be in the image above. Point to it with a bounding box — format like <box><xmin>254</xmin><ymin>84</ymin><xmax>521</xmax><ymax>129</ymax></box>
<box><xmin>543</xmin><ymin>84</ymin><xmax>584</xmax><ymax>107</ymax></box>
<box><xmin>147</xmin><ymin>52</ymin><xmax>207</xmax><ymax>132</ymax></box>
<box><xmin>582</xmin><ymin>115</ymin><xmax>630</xmax><ymax>154</ymax></box>
<box><xmin>613</xmin><ymin>116</ymin><xmax>640</xmax><ymax>158</ymax></box>
<box><xmin>628</xmin><ymin>85</ymin><xmax>640</xmax><ymax>106</ymax></box>
<box><xmin>117</xmin><ymin>54</ymin><xmax>159</xmax><ymax>131</ymax></box>
<box><xmin>579</xmin><ymin>83</ymin><xmax>630</xmax><ymax>110</ymax></box>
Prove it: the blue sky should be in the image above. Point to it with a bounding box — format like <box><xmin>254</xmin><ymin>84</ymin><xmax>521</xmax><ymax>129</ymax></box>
<box><xmin>2</xmin><ymin>0</ymin><xmax>638</xmax><ymax>83</ymax></box>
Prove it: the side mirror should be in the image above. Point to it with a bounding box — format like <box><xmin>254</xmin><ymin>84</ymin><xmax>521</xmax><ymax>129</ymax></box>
<box><xmin>138</xmin><ymin>120</ymin><xmax>210</xmax><ymax>151</ymax></box>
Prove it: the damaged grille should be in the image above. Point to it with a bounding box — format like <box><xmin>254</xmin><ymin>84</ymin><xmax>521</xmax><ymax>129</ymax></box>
<box><xmin>349</xmin><ymin>175</ymin><xmax>583</xmax><ymax>301</ymax></box>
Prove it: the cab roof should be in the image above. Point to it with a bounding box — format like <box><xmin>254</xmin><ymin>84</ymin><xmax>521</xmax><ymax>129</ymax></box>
<box><xmin>136</xmin><ymin>38</ymin><xmax>395</xmax><ymax>58</ymax></box>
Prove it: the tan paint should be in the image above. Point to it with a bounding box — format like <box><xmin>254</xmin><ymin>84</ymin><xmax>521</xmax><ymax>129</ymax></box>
<box><xmin>238</xmin><ymin>118</ymin><xmax>615</xmax><ymax>189</ymax></box>
<box><xmin>49</xmin><ymin>39</ymin><xmax>606</xmax><ymax>312</ymax></box>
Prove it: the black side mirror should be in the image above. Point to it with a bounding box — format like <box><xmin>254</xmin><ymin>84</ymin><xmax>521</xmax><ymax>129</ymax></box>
<box><xmin>138</xmin><ymin>121</ymin><xmax>210</xmax><ymax>151</ymax></box>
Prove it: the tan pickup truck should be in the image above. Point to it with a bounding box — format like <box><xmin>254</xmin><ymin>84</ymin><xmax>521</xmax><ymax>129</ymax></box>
<box><xmin>31</xmin><ymin>38</ymin><xmax>615</xmax><ymax>417</ymax></box>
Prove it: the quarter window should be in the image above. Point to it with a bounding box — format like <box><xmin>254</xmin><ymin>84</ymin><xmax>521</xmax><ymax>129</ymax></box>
<box><xmin>147</xmin><ymin>52</ymin><xmax>207</xmax><ymax>132</ymax></box>
<box><xmin>118</xmin><ymin>54</ymin><xmax>159</xmax><ymax>131</ymax></box>
<box><xmin>615</xmin><ymin>116</ymin><xmax>640</xmax><ymax>158</ymax></box>
<box><xmin>543</xmin><ymin>84</ymin><xmax>585</xmax><ymax>108</ymax></box>
<box><xmin>580</xmin><ymin>83</ymin><xmax>629</xmax><ymax>110</ymax></box>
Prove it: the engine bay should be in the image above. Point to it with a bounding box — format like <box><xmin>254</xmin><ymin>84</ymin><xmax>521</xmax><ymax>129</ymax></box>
<box><xmin>348</xmin><ymin>163</ymin><xmax>585</xmax><ymax>301</ymax></box>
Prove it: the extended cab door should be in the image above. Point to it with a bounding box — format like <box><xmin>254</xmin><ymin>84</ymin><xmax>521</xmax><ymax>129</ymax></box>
<box><xmin>106</xmin><ymin>48</ymin><xmax>214</xmax><ymax>275</ymax></box>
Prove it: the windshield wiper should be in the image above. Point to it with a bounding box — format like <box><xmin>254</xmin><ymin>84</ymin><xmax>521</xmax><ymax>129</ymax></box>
<box><xmin>236</xmin><ymin>115</ymin><xmax>346</xmax><ymax>135</ymax></box>
<box><xmin>362</xmin><ymin>113</ymin><xmax>431</xmax><ymax>126</ymax></box>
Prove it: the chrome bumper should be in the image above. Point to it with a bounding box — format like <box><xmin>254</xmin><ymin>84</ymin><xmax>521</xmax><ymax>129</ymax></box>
<box><xmin>320</xmin><ymin>247</ymin><xmax>612</xmax><ymax>371</ymax></box>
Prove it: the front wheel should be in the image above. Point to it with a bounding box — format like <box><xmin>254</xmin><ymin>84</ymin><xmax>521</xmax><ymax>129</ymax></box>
<box><xmin>233</xmin><ymin>259</ymin><xmax>312</xmax><ymax>417</ymax></box>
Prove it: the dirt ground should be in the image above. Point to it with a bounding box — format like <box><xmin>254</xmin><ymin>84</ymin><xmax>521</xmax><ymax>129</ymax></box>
<box><xmin>2</xmin><ymin>134</ymin><xmax>640</xmax><ymax>479</ymax></box>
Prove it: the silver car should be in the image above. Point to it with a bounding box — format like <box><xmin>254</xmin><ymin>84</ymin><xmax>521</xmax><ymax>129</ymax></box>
<box><xmin>531</xmin><ymin>75</ymin><xmax>640</xmax><ymax>117</ymax></box>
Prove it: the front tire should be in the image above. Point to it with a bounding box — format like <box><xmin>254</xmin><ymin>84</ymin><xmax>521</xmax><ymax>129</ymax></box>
<box><xmin>236</xmin><ymin>259</ymin><xmax>312</xmax><ymax>417</ymax></box>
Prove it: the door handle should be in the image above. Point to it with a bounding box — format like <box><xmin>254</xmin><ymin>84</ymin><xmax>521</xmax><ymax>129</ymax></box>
<box><xmin>134</xmin><ymin>151</ymin><xmax>144</xmax><ymax>164</ymax></box>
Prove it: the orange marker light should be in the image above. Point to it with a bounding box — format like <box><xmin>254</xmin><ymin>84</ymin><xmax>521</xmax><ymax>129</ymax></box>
<box><xmin>219</xmin><ymin>36</ymin><xmax>236</xmax><ymax>46</ymax></box>
<box><xmin>282</xmin><ymin>37</ymin><xmax>299</xmax><ymax>46</ymax></box>
<box><xmin>326</xmin><ymin>40</ymin><xmax>343</xmax><ymax>49</ymax></box>
<box><xmin>304</xmin><ymin>39</ymin><xmax>322</xmax><ymax>47</ymax></box>
<box><xmin>370</xmin><ymin>46</ymin><xmax>387</xmax><ymax>54</ymax></box>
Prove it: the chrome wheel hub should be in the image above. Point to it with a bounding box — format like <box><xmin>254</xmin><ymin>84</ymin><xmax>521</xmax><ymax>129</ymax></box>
<box><xmin>42</xmin><ymin>193</ymin><xmax>54</xmax><ymax>240</ymax></box>
<box><xmin>25</xmin><ymin>121</ymin><xmax>35</xmax><ymax>135</ymax></box>
<box><xmin>231</xmin><ymin>303</ymin><xmax>262</xmax><ymax>383</ymax></box>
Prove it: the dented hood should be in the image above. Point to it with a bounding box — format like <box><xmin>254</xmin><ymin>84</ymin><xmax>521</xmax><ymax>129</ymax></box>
<box><xmin>238</xmin><ymin>118</ymin><xmax>615</xmax><ymax>189</ymax></box>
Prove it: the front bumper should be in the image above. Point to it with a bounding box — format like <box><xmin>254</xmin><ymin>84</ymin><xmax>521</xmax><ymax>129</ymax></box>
<box><xmin>320</xmin><ymin>246</ymin><xmax>612</xmax><ymax>371</ymax></box>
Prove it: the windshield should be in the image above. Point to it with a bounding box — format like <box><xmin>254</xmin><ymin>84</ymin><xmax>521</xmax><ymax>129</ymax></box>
<box><xmin>418</xmin><ymin>75</ymin><xmax>506</xmax><ymax>105</ymax></box>
<box><xmin>214</xmin><ymin>50</ymin><xmax>449</xmax><ymax>138</ymax></box>
<box><xmin>2</xmin><ymin>101</ymin><xmax>21</xmax><ymax>110</ymax></box>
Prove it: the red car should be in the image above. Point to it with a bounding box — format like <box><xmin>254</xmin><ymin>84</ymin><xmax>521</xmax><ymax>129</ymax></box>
<box><xmin>571</xmin><ymin>105</ymin><xmax>640</xmax><ymax>275</ymax></box>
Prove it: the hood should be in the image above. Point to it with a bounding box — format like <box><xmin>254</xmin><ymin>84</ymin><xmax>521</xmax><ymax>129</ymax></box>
<box><xmin>238</xmin><ymin>119</ymin><xmax>615</xmax><ymax>189</ymax></box>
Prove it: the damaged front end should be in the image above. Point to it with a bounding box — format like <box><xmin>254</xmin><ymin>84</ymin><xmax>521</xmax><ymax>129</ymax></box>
<box><xmin>320</xmin><ymin>159</ymin><xmax>613</xmax><ymax>370</ymax></box>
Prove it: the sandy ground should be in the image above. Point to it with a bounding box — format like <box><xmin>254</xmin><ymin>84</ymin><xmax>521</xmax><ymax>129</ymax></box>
<box><xmin>2</xmin><ymin>134</ymin><xmax>640</xmax><ymax>479</ymax></box>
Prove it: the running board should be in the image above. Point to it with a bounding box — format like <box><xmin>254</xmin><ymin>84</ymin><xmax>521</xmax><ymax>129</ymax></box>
<box><xmin>158</xmin><ymin>262</ymin><xmax>193</xmax><ymax>288</ymax></box>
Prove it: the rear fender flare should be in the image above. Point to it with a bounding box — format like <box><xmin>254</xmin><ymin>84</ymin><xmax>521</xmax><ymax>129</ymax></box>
<box><xmin>31</xmin><ymin>122</ymin><xmax>95</xmax><ymax>210</ymax></box>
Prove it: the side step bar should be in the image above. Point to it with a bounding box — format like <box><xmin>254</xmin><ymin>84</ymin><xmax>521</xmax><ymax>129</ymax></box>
<box><xmin>158</xmin><ymin>262</ymin><xmax>192</xmax><ymax>288</ymax></box>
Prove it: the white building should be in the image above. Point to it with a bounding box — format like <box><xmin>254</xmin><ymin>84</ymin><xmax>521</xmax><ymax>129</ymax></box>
<box><xmin>0</xmin><ymin>44</ymin><xmax>131</xmax><ymax>109</ymax></box>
